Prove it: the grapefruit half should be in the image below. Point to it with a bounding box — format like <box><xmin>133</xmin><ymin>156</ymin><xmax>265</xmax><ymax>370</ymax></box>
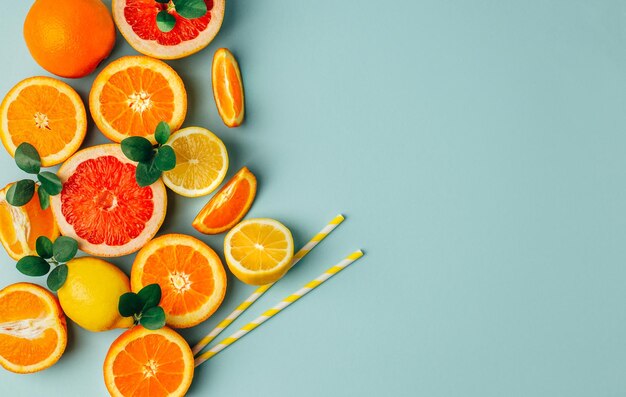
<box><xmin>112</xmin><ymin>0</ymin><xmax>225</xmax><ymax>60</ymax></box>
<box><xmin>50</xmin><ymin>144</ymin><xmax>167</xmax><ymax>257</ymax></box>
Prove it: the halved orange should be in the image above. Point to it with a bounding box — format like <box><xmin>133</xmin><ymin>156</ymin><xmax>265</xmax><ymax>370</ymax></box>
<box><xmin>212</xmin><ymin>48</ymin><xmax>245</xmax><ymax>127</ymax></box>
<box><xmin>0</xmin><ymin>282</ymin><xmax>67</xmax><ymax>374</ymax></box>
<box><xmin>131</xmin><ymin>234</ymin><xmax>227</xmax><ymax>328</ymax></box>
<box><xmin>192</xmin><ymin>167</ymin><xmax>257</xmax><ymax>235</ymax></box>
<box><xmin>89</xmin><ymin>56</ymin><xmax>187</xmax><ymax>144</ymax></box>
<box><xmin>104</xmin><ymin>325</ymin><xmax>194</xmax><ymax>397</ymax></box>
<box><xmin>224</xmin><ymin>218</ymin><xmax>294</xmax><ymax>285</ymax></box>
<box><xmin>0</xmin><ymin>183</ymin><xmax>59</xmax><ymax>260</ymax></box>
<box><xmin>0</xmin><ymin>76</ymin><xmax>87</xmax><ymax>166</ymax></box>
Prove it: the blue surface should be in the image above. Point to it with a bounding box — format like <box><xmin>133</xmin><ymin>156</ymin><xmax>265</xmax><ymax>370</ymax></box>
<box><xmin>1</xmin><ymin>0</ymin><xmax>626</xmax><ymax>396</ymax></box>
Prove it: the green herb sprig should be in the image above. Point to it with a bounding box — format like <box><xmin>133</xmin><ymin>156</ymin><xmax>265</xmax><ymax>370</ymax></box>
<box><xmin>120</xmin><ymin>121</ymin><xmax>176</xmax><ymax>187</ymax></box>
<box><xmin>118</xmin><ymin>284</ymin><xmax>166</xmax><ymax>330</ymax></box>
<box><xmin>6</xmin><ymin>143</ymin><xmax>62</xmax><ymax>209</ymax></box>
<box><xmin>156</xmin><ymin>0</ymin><xmax>208</xmax><ymax>33</ymax></box>
<box><xmin>16</xmin><ymin>236</ymin><xmax>78</xmax><ymax>291</ymax></box>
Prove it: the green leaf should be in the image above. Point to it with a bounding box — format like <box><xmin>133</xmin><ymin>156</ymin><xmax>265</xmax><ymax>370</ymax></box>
<box><xmin>154</xmin><ymin>145</ymin><xmax>176</xmax><ymax>172</ymax></box>
<box><xmin>6</xmin><ymin>180</ymin><xmax>35</xmax><ymax>206</ymax></box>
<box><xmin>47</xmin><ymin>264</ymin><xmax>68</xmax><ymax>291</ymax></box>
<box><xmin>37</xmin><ymin>172</ymin><xmax>62</xmax><ymax>196</ymax></box>
<box><xmin>121</xmin><ymin>137</ymin><xmax>155</xmax><ymax>163</ymax></box>
<box><xmin>15</xmin><ymin>143</ymin><xmax>41</xmax><ymax>174</ymax></box>
<box><xmin>52</xmin><ymin>236</ymin><xmax>78</xmax><ymax>262</ymax></box>
<box><xmin>16</xmin><ymin>256</ymin><xmax>50</xmax><ymax>277</ymax></box>
<box><xmin>154</xmin><ymin>121</ymin><xmax>171</xmax><ymax>145</ymax></box>
<box><xmin>38</xmin><ymin>186</ymin><xmax>50</xmax><ymax>210</ymax></box>
<box><xmin>140</xmin><ymin>306</ymin><xmax>166</xmax><ymax>330</ymax></box>
<box><xmin>135</xmin><ymin>158</ymin><xmax>162</xmax><ymax>187</ymax></box>
<box><xmin>36</xmin><ymin>236</ymin><xmax>53</xmax><ymax>259</ymax></box>
<box><xmin>118</xmin><ymin>292</ymin><xmax>143</xmax><ymax>318</ymax></box>
<box><xmin>156</xmin><ymin>10</ymin><xmax>176</xmax><ymax>33</ymax></box>
<box><xmin>137</xmin><ymin>284</ymin><xmax>162</xmax><ymax>310</ymax></box>
<box><xmin>173</xmin><ymin>0</ymin><xmax>207</xmax><ymax>19</ymax></box>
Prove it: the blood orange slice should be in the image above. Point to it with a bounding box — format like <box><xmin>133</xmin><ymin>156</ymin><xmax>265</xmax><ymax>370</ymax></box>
<box><xmin>50</xmin><ymin>144</ymin><xmax>167</xmax><ymax>257</ymax></box>
<box><xmin>112</xmin><ymin>0</ymin><xmax>225</xmax><ymax>60</ymax></box>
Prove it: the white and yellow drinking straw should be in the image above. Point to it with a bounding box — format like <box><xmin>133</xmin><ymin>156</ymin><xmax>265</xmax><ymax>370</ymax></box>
<box><xmin>194</xmin><ymin>250</ymin><xmax>364</xmax><ymax>367</ymax></box>
<box><xmin>192</xmin><ymin>214</ymin><xmax>346</xmax><ymax>355</ymax></box>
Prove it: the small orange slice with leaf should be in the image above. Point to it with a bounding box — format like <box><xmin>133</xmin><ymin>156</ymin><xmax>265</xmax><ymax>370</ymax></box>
<box><xmin>212</xmin><ymin>48</ymin><xmax>244</xmax><ymax>127</ymax></box>
<box><xmin>192</xmin><ymin>167</ymin><xmax>257</xmax><ymax>235</ymax></box>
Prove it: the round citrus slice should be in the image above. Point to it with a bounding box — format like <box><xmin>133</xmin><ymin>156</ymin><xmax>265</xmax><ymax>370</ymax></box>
<box><xmin>212</xmin><ymin>48</ymin><xmax>245</xmax><ymax>127</ymax></box>
<box><xmin>112</xmin><ymin>0</ymin><xmax>225</xmax><ymax>60</ymax></box>
<box><xmin>89</xmin><ymin>55</ymin><xmax>187</xmax><ymax>144</ymax></box>
<box><xmin>224</xmin><ymin>218</ymin><xmax>294</xmax><ymax>285</ymax></box>
<box><xmin>50</xmin><ymin>144</ymin><xmax>167</xmax><ymax>257</ymax></box>
<box><xmin>0</xmin><ymin>76</ymin><xmax>87</xmax><ymax>166</ymax></box>
<box><xmin>192</xmin><ymin>167</ymin><xmax>256</xmax><ymax>235</ymax></box>
<box><xmin>0</xmin><ymin>183</ymin><xmax>59</xmax><ymax>260</ymax></box>
<box><xmin>104</xmin><ymin>325</ymin><xmax>194</xmax><ymax>397</ymax></box>
<box><xmin>162</xmin><ymin>126</ymin><xmax>228</xmax><ymax>197</ymax></box>
<box><xmin>0</xmin><ymin>282</ymin><xmax>67</xmax><ymax>374</ymax></box>
<box><xmin>131</xmin><ymin>234</ymin><xmax>227</xmax><ymax>328</ymax></box>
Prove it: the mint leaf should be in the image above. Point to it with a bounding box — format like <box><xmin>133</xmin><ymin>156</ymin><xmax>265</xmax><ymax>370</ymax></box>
<box><xmin>154</xmin><ymin>145</ymin><xmax>176</xmax><ymax>172</ymax></box>
<box><xmin>52</xmin><ymin>236</ymin><xmax>78</xmax><ymax>263</ymax></box>
<box><xmin>15</xmin><ymin>143</ymin><xmax>41</xmax><ymax>174</ymax></box>
<box><xmin>140</xmin><ymin>306</ymin><xmax>166</xmax><ymax>330</ymax></box>
<box><xmin>118</xmin><ymin>292</ymin><xmax>143</xmax><ymax>318</ymax></box>
<box><xmin>137</xmin><ymin>284</ymin><xmax>162</xmax><ymax>310</ymax></box>
<box><xmin>121</xmin><ymin>137</ymin><xmax>154</xmax><ymax>163</ymax></box>
<box><xmin>155</xmin><ymin>121</ymin><xmax>171</xmax><ymax>145</ymax></box>
<box><xmin>173</xmin><ymin>0</ymin><xmax>207</xmax><ymax>19</ymax></box>
<box><xmin>36</xmin><ymin>236</ymin><xmax>53</xmax><ymax>259</ymax></box>
<box><xmin>6</xmin><ymin>180</ymin><xmax>35</xmax><ymax>207</ymax></box>
<box><xmin>37</xmin><ymin>172</ymin><xmax>62</xmax><ymax>196</ymax></box>
<box><xmin>47</xmin><ymin>264</ymin><xmax>68</xmax><ymax>291</ymax></box>
<box><xmin>16</xmin><ymin>256</ymin><xmax>50</xmax><ymax>276</ymax></box>
<box><xmin>38</xmin><ymin>187</ymin><xmax>50</xmax><ymax>210</ymax></box>
<box><xmin>156</xmin><ymin>10</ymin><xmax>176</xmax><ymax>33</ymax></box>
<box><xmin>135</xmin><ymin>158</ymin><xmax>162</xmax><ymax>187</ymax></box>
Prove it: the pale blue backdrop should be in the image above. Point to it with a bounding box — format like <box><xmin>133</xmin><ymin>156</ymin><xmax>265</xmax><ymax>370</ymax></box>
<box><xmin>1</xmin><ymin>1</ymin><xmax>625</xmax><ymax>396</ymax></box>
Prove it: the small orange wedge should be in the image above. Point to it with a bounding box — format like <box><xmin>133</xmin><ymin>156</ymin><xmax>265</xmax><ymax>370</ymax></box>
<box><xmin>192</xmin><ymin>167</ymin><xmax>257</xmax><ymax>235</ymax></box>
<box><xmin>0</xmin><ymin>283</ymin><xmax>67</xmax><ymax>374</ymax></box>
<box><xmin>104</xmin><ymin>325</ymin><xmax>194</xmax><ymax>397</ymax></box>
<box><xmin>212</xmin><ymin>48</ymin><xmax>245</xmax><ymax>127</ymax></box>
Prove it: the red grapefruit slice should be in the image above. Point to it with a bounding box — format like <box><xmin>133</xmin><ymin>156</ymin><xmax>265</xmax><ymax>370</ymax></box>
<box><xmin>50</xmin><ymin>144</ymin><xmax>167</xmax><ymax>257</ymax></box>
<box><xmin>112</xmin><ymin>0</ymin><xmax>225</xmax><ymax>60</ymax></box>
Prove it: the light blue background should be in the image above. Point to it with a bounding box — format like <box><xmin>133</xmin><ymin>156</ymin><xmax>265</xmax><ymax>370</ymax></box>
<box><xmin>1</xmin><ymin>0</ymin><xmax>625</xmax><ymax>395</ymax></box>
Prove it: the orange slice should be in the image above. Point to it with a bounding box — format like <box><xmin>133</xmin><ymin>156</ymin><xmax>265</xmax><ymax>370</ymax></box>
<box><xmin>0</xmin><ymin>76</ymin><xmax>87</xmax><ymax>166</ymax></box>
<box><xmin>89</xmin><ymin>56</ymin><xmax>187</xmax><ymax>144</ymax></box>
<box><xmin>0</xmin><ymin>282</ymin><xmax>67</xmax><ymax>373</ymax></box>
<box><xmin>224</xmin><ymin>218</ymin><xmax>294</xmax><ymax>285</ymax></box>
<box><xmin>104</xmin><ymin>325</ymin><xmax>194</xmax><ymax>397</ymax></box>
<box><xmin>192</xmin><ymin>167</ymin><xmax>257</xmax><ymax>235</ymax></box>
<box><xmin>131</xmin><ymin>234</ymin><xmax>227</xmax><ymax>328</ymax></box>
<box><xmin>212</xmin><ymin>48</ymin><xmax>245</xmax><ymax>127</ymax></box>
<box><xmin>0</xmin><ymin>183</ymin><xmax>59</xmax><ymax>260</ymax></box>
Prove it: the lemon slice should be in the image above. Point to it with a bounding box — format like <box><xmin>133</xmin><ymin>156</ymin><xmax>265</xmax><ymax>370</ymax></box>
<box><xmin>162</xmin><ymin>126</ymin><xmax>228</xmax><ymax>197</ymax></box>
<box><xmin>224</xmin><ymin>218</ymin><xmax>294</xmax><ymax>285</ymax></box>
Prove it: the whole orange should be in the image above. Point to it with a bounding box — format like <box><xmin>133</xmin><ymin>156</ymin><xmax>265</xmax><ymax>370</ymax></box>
<box><xmin>23</xmin><ymin>0</ymin><xmax>115</xmax><ymax>78</ymax></box>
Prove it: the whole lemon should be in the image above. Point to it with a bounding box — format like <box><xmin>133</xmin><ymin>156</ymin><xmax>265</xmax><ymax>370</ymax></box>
<box><xmin>23</xmin><ymin>0</ymin><xmax>115</xmax><ymax>78</ymax></box>
<box><xmin>58</xmin><ymin>257</ymin><xmax>133</xmax><ymax>332</ymax></box>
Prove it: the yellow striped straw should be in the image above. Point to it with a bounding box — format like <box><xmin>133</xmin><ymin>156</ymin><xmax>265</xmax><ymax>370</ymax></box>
<box><xmin>194</xmin><ymin>250</ymin><xmax>364</xmax><ymax>367</ymax></box>
<box><xmin>192</xmin><ymin>214</ymin><xmax>345</xmax><ymax>356</ymax></box>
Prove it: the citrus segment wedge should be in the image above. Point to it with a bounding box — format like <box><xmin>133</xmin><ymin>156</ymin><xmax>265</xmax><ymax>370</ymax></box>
<box><xmin>50</xmin><ymin>144</ymin><xmax>167</xmax><ymax>257</ymax></box>
<box><xmin>0</xmin><ymin>283</ymin><xmax>67</xmax><ymax>373</ymax></box>
<box><xmin>162</xmin><ymin>126</ymin><xmax>228</xmax><ymax>197</ymax></box>
<box><xmin>192</xmin><ymin>167</ymin><xmax>257</xmax><ymax>235</ymax></box>
<box><xmin>0</xmin><ymin>183</ymin><xmax>59</xmax><ymax>260</ymax></box>
<box><xmin>89</xmin><ymin>56</ymin><xmax>187</xmax><ymax>144</ymax></box>
<box><xmin>131</xmin><ymin>234</ymin><xmax>227</xmax><ymax>328</ymax></box>
<box><xmin>224</xmin><ymin>218</ymin><xmax>294</xmax><ymax>285</ymax></box>
<box><xmin>112</xmin><ymin>0</ymin><xmax>225</xmax><ymax>60</ymax></box>
<box><xmin>212</xmin><ymin>48</ymin><xmax>245</xmax><ymax>127</ymax></box>
<box><xmin>104</xmin><ymin>326</ymin><xmax>194</xmax><ymax>397</ymax></box>
<box><xmin>0</xmin><ymin>76</ymin><xmax>87</xmax><ymax>166</ymax></box>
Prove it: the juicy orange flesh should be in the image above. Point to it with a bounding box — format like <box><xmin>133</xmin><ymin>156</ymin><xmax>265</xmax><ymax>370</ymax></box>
<box><xmin>6</xmin><ymin>84</ymin><xmax>78</xmax><ymax>156</ymax></box>
<box><xmin>230</xmin><ymin>224</ymin><xmax>290</xmax><ymax>270</ymax></box>
<box><xmin>0</xmin><ymin>291</ymin><xmax>59</xmax><ymax>366</ymax></box>
<box><xmin>61</xmin><ymin>155</ymin><xmax>155</xmax><ymax>246</ymax></box>
<box><xmin>168</xmin><ymin>133</ymin><xmax>224</xmax><ymax>190</ymax></box>
<box><xmin>214</xmin><ymin>54</ymin><xmax>243</xmax><ymax>122</ymax></box>
<box><xmin>0</xmin><ymin>186</ymin><xmax>56</xmax><ymax>257</ymax></box>
<box><xmin>140</xmin><ymin>244</ymin><xmax>216</xmax><ymax>316</ymax></box>
<box><xmin>112</xmin><ymin>333</ymin><xmax>185</xmax><ymax>396</ymax></box>
<box><xmin>198</xmin><ymin>173</ymin><xmax>251</xmax><ymax>229</ymax></box>
<box><xmin>99</xmin><ymin>66</ymin><xmax>175</xmax><ymax>138</ymax></box>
